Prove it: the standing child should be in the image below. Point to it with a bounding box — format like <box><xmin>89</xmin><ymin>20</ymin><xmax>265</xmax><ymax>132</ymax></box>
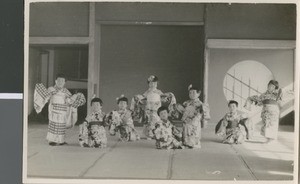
<box><xmin>244</xmin><ymin>80</ymin><xmax>282</xmax><ymax>144</ymax></box>
<box><xmin>79</xmin><ymin>97</ymin><xmax>107</xmax><ymax>148</ymax></box>
<box><xmin>34</xmin><ymin>73</ymin><xmax>86</xmax><ymax>146</ymax></box>
<box><xmin>130</xmin><ymin>75</ymin><xmax>163</xmax><ymax>140</ymax></box>
<box><xmin>107</xmin><ymin>95</ymin><xmax>140</xmax><ymax>141</ymax></box>
<box><xmin>181</xmin><ymin>84</ymin><xmax>210</xmax><ymax>149</ymax></box>
<box><xmin>153</xmin><ymin>106</ymin><xmax>184</xmax><ymax>149</ymax></box>
<box><xmin>130</xmin><ymin>75</ymin><xmax>177</xmax><ymax>140</ymax></box>
<box><xmin>215</xmin><ymin>100</ymin><xmax>248</xmax><ymax>144</ymax></box>
<box><xmin>142</xmin><ymin>75</ymin><xmax>163</xmax><ymax>139</ymax></box>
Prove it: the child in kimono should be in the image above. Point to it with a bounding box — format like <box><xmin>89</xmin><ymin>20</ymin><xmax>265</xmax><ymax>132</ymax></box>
<box><xmin>130</xmin><ymin>75</ymin><xmax>177</xmax><ymax>140</ymax></box>
<box><xmin>129</xmin><ymin>75</ymin><xmax>162</xmax><ymax>140</ymax></box>
<box><xmin>107</xmin><ymin>95</ymin><xmax>140</xmax><ymax>141</ymax></box>
<box><xmin>245</xmin><ymin>80</ymin><xmax>282</xmax><ymax>144</ymax></box>
<box><xmin>216</xmin><ymin>100</ymin><xmax>247</xmax><ymax>144</ymax></box>
<box><xmin>142</xmin><ymin>75</ymin><xmax>163</xmax><ymax>139</ymax></box>
<box><xmin>79</xmin><ymin>97</ymin><xmax>107</xmax><ymax>148</ymax></box>
<box><xmin>181</xmin><ymin>84</ymin><xmax>210</xmax><ymax>149</ymax></box>
<box><xmin>153</xmin><ymin>106</ymin><xmax>184</xmax><ymax>149</ymax></box>
<box><xmin>34</xmin><ymin>73</ymin><xmax>86</xmax><ymax>146</ymax></box>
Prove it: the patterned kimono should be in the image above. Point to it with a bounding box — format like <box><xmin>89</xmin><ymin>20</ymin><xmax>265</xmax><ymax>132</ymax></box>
<box><xmin>181</xmin><ymin>99</ymin><xmax>210</xmax><ymax>148</ymax></box>
<box><xmin>34</xmin><ymin>83</ymin><xmax>86</xmax><ymax>144</ymax></box>
<box><xmin>143</xmin><ymin>89</ymin><xmax>163</xmax><ymax>138</ymax></box>
<box><xmin>246</xmin><ymin>90</ymin><xmax>282</xmax><ymax>140</ymax></box>
<box><xmin>106</xmin><ymin>109</ymin><xmax>140</xmax><ymax>141</ymax></box>
<box><xmin>216</xmin><ymin>112</ymin><xmax>247</xmax><ymax>144</ymax></box>
<box><xmin>153</xmin><ymin>120</ymin><xmax>183</xmax><ymax>149</ymax></box>
<box><xmin>79</xmin><ymin>110</ymin><xmax>107</xmax><ymax>148</ymax></box>
<box><xmin>130</xmin><ymin>89</ymin><xmax>177</xmax><ymax>139</ymax></box>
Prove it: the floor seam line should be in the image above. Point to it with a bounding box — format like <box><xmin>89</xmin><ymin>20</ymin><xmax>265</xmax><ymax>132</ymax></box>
<box><xmin>231</xmin><ymin>145</ymin><xmax>258</xmax><ymax>180</ymax></box>
<box><xmin>78</xmin><ymin>141</ymin><xmax>119</xmax><ymax>178</ymax></box>
<box><xmin>167</xmin><ymin>150</ymin><xmax>175</xmax><ymax>179</ymax></box>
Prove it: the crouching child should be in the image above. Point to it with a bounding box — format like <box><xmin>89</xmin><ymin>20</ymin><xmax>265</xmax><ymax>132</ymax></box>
<box><xmin>79</xmin><ymin>97</ymin><xmax>107</xmax><ymax>148</ymax></box>
<box><xmin>153</xmin><ymin>106</ymin><xmax>184</xmax><ymax>149</ymax></box>
<box><xmin>215</xmin><ymin>100</ymin><xmax>248</xmax><ymax>144</ymax></box>
<box><xmin>107</xmin><ymin>95</ymin><xmax>140</xmax><ymax>141</ymax></box>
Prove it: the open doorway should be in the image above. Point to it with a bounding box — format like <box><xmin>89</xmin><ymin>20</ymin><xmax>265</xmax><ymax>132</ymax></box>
<box><xmin>98</xmin><ymin>25</ymin><xmax>205</xmax><ymax>112</ymax></box>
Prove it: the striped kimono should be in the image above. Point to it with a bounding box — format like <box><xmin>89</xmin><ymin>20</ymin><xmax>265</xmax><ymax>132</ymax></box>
<box><xmin>34</xmin><ymin>83</ymin><xmax>86</xmax><ymax>144</ymax></box>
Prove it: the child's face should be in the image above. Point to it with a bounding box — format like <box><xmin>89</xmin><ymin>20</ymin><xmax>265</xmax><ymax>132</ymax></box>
<box><xmin>91</xmin><ymin>102</ymin><xmax>102</xmax><ymax>112</ymax></box>
<box><xmin>159</xmin><ymin>110</ymin><xmax>169</xmax><ymax>121</ymax></box>
<box><xmin>118</xmin><ymin>101</ymin><xmax>127</xmax><ymax>110</ymax></box>
<box><xmin>148</xmin><ymin>81</ymin><xmax>158</xmax><ymax>89</ymax></box>
<box><xmin>228</xmin><ymin>103</ymin><xmax>237</xmax><ymax>113</ymax></box>
<box><xmin>55</xmin><ymin>77</ymin><xmax>66</xmax><ymax>89</ymax></box>
<box><xmin>189</xmin><ymin>90</ymin><xmax>200</xmax><ymax>100</ymax></box>
<box><xmin>267</xmin><ymin>83</ymin><xmax>276</xmax><ymax>92</ymax></box>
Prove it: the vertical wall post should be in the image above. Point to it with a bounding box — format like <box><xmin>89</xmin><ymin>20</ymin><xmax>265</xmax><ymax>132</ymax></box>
<box><xmin>203</xmin><ymin>47</ymin><xmax>209</xmax><ymax>104</ymax></box>
<box><xmin>87</xmin><ymin>2</ymin><xmax>96</xmax><ymax>114</ymax></box>
<box><xmin>48</xmin><ymin>50</ymin><xmax>55</xmax><ymax>86</ymax></box>
<box><xmin>203</xmin><ymin>4</ymin><xmax>209</xmax><ymax>104</ymax></box>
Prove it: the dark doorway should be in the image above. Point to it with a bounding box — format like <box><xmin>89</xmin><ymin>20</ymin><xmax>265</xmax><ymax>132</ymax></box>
<box><xmin>99</xmin><ymin>25</ymin><xmax>204</xmax><ymax>112</ymax></box>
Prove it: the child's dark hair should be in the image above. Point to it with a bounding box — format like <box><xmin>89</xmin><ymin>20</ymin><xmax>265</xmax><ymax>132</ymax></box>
<box><xmin>117</xmin><ymin>97</ymin><xmax>128</xmax><ymax>104</ymax></box>
<box><xmin>157</xmin><ymin>106</ymin><xmax>169</xmax><ymax>116</ymax></box>
<box><xmin>228</xmin><ymin>100</ymin><xmax>238</xmax><ymax>107</ymax></box>
<box><xmin>147</xmin><ymin>75</ymin><xmax>158</xmax><ymax>83</ymax></box>
<box><xmin>188</xmin><ymin>84</ymin><xmax>201</xmax><ymax>93</ymax></box>
<box><xmin>91</xmin><ymin>97</ymin><xmax>103</xmax><ymax>106</ymax></box>
<box><xmin>268</xmin><ymin>80</ymin><xmax>279</xmax><ymax>90</ymax></box>
<box><xmin>56</xmin><ymin>73</ymin><xmax>67</xmax><ymax>80</ymax></box>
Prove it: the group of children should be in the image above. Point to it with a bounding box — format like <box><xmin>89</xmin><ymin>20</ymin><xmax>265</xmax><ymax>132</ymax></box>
<box><xmin>76</xmin><ymin>75</ymin><xmax>212</xmax><ymax>149</ymax></box>
<box><xmin>34</xmin><ymin>74</ymin><xmax>282</xmax><ymax>149</ymax></box>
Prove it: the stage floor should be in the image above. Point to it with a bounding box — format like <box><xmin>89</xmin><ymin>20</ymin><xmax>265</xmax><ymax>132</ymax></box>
<box><xmin>25</xmin><ymin>122</ymin><xmax>295</xmax><ymax>181</ymax></box>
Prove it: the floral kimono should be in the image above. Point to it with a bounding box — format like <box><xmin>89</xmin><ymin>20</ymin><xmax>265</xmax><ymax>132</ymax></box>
<box><xmin>142</xmin><ymin>89</ymin><xmax>163</xmax><ymax>138</ymax></box>
<box><xmin>216</xmin><ymin>112</ymin><xmax>247</xmax><ymax>144</ymax></box>
<box><xmin>130</xmin><ymin>89</ymin><xmax>177</xmax><ymax>139</ymax></box>
<box><xmin>79</xmin><ymin>110</ymin><xmax>107</xmax><ymax>148</ymax></box>
<box><xmin>181</xmin><ymin>99</ymin><xmax>210</xmax><ymax>148</ymax></box>
<box><xmin>245</xmin><ymin>90</ymin><xmax>282</xmax><ymax>140</ymax></box>
<box><xmin>34</xmin><ymin>83</ymin><xmax>86</xmax><ymax>144</ymax></box>
<box><xmin>106</xmin><ymin>109</ymin><xmax>140</xmax><ymax>141</ymax></box>
<box><xmin>153</xmin><ymin>120</ymin><xmax>184</xmax><ymax>149</ymax></box>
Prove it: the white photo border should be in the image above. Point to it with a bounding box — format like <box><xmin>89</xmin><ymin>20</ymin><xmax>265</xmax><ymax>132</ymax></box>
<box><xmin>23</xmin><ymin>0</ymin><xmax>300</xmax><ymax>183</ymax></box>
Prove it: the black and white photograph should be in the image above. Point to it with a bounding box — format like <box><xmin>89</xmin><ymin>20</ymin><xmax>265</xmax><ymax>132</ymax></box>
<box><xmin>23</xmin><ymin>0</ymin><xmax>298</xmax><ymax>183</ymax></box>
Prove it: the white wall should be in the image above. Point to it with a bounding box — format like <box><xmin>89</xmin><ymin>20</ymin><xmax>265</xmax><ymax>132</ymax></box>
<box><xmin>208</xmin><ymin>49</ymin><xmax>294</xmax><ymax>123</ymax></box>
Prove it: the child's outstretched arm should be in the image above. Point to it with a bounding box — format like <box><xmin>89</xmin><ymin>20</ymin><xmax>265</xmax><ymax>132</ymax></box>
<box><xmin>68</xmin><ymin>92</ymin><xmax>86</xmax><ymax>108</ymax></box>
<box><xmin>34</xmin><ymin>83</ymin><xmax>51</xmax><ymax>113</ymax></box>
